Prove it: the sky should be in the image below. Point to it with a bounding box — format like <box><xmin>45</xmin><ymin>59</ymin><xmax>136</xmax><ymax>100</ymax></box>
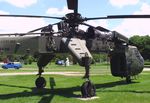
<box><xmin>0</xmin><ymin>0</ymin><xmax>150</xmax><ymax>37</ymax></box>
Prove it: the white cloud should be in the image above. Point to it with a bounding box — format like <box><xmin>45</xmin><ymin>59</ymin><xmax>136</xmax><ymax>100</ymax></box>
<box><xmin>46</xmin><ymin>6</ymin><xmax>73</xmax><ymax>16</ymax></box>
<box><xmin>80</xmin><ymin>20</ymin><xmax>109</xmax><ymax>31</ymax></box>
<box><xmin>109</xmin><ymin>0</ymin><xmax>139</xmax><ymax>8</ymax></box>
<box><xmin>0</xmin><ymin>1</ymin><xmax>47</xmax><ymax>33</ymax></box>
<box><xmin>113</xmin><ymin>19</ymin><xmax>150</xmax><ymax>37</ymax></box>
<box><xmin>87</xmin><ymin>20</ymin><xmax>108</xmax><ymax>28</ymax></box>
<box><xmin>112</xmin><ymin>3</ymin><xmax>150</xmax><ymax>37</ymax></box>
<box><xmin>0</xmin><ymin>11</ymin><xmax>47</xmax><ymax>33</ymax></box>
<box><xmin>0</xmin><ymin>10</ymin><xmax>9</xmax><ymax>14</ymax></box>
<box><xmin>0</xmin><ymin>0</ymin><xmax>37</xmax><ymax>8</ymax></box>
<box><xmin>0</xmin><ymin>9</ymin><xmax>48</xmax><ymax>33</ymax></box>
<box><xmin>134</xmin><ymin>3</ymin><xmax>150</xmax><ymax>14</ymax></box>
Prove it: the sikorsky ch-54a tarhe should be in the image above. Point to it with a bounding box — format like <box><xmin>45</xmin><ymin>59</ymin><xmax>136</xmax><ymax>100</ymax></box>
<box><xmin>0</xmin><ymin>0</ymin><xmax>146</xmax><ymax>97</ymax></box>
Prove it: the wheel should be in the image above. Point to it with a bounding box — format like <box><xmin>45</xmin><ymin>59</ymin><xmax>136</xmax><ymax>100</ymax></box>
<box><xmin>81</xmin><ymin>81</ymin><xmax>96</xmax><ymax>98</ymax></box>
<box><xmin>35</xmin><ymin>77</ymin><xmax>46</xmax><ymax>88</ymax></box>
<box><xmin>126</xmin><ymin>76</ymin><xmax>131</xmax><ymax>84</ymax></box>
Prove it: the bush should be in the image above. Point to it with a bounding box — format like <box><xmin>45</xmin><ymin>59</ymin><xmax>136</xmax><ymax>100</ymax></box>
<box><xmin>92</xmin><ymin>53</ymin><xmax>108</xmax><ymax>63</ymax></box>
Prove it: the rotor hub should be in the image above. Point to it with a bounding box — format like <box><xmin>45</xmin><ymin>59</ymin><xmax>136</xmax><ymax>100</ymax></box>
<box><xmin>64</xmin><ymin>13</ymin><xmax>84</xmax><ymax>27</ymax></box>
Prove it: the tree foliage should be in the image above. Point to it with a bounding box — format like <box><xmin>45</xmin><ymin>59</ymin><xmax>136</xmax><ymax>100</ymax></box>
<box><xmin>129</xmin><ymin>35</ymin><xmax>150</xmax><ymax>60</ymax></box>
<box><xmin>92</xmin><ymin>53</ymin><xmax>108</xmax><ymax>63</ymax></box>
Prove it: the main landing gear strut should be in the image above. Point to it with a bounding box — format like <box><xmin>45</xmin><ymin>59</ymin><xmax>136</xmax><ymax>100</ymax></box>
<box><xmin>81</xmin><ymin>56</ymin><xmax>96</xmax><ymax>98</ymax></box>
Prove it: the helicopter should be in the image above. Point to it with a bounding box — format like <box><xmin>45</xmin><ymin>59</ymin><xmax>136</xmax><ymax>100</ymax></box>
<box><xmin>0</xmin><ymin>0</ymin><xmax>147</xmax><ymax>97</ymax></box>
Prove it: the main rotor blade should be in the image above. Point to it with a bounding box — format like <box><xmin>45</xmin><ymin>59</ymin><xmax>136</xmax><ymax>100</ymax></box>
<box><xmin>85</xmin><ymin>15</ymin><xmax>150</xmax><ymax>20</ymax></box>
<box><xmin>67</xmin><ymin>0</ymin><xmax>78</xmax><ymax>13</ymax></box>
<box><xmin>28</xmin><ymin>23</ymin><xmax>58</xmax><ymax>33</ymax></box>
<box><xmin>0</xmin><ymin>14</ymin><xmax>63</xmax><ymax>19</ymax></box>
<box><xmin>0</xmin><ymin>32</ymin><xmax>60</xmax><ymax>36</ymax></box>
<box><xmin>0</xmin><ymin>33</ymin><xmax>37</xmax><ymax>36</ymax></box>
<box><xmin>81</xmin><ymin>23</ymin><xmax>110</xmax><ymax>32</ymax></box>
<box><xmin>28</xmin><ymin>26</ymin><xmax>47</xmax><ymax>33</ymax></box>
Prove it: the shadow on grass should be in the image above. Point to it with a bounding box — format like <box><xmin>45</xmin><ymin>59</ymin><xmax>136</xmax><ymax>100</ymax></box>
<box><xmin>0</xmin><ymin>83</ymin><xmax>81</xmax><ymax>103</ymax></box>
<box><xmin>0</xmin><ymin>80</ymin><xmax>149</xmax><ymax>103</ymax></box>
<box><xmin>95</xmin><ymin>80</ymin><xmax>150</xmax><ymax>93</ymax></box>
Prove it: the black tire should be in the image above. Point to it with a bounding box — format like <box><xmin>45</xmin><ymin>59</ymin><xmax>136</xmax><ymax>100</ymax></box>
<box><xmin>35</xmin><ymin>77</ymin><xmax>46</xmax><ymax>88</ymax></box>
<box><xmin>81</xmin><ymin>81</ymin><xmax>96</xmax><ymax>98</ymax></box>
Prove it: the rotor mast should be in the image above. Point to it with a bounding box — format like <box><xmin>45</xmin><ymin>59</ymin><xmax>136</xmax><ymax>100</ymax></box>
<box><xmin>66</xmin><ymin>0</ymin><xmax>81</xmax><ymax>37</ymax></box>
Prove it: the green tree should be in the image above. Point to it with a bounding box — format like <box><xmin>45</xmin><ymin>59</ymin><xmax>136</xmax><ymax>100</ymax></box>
<box><xmin>129</xmin><ymin>35</ymin><xmax>150</xmax><ymax>60</ymax></box>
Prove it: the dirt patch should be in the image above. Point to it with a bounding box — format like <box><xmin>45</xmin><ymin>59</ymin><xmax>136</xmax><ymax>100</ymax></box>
<box><xmin>77</xmin><ymin>96</ymin><xmax>99</xmax><ymax>101</ymax></box>
<box><xmin>0</xmin><ymin>68</ymin><xmax>149</xmax><ymax>76</ymax></box>
<box><xmin>143</xmin><ymin>68</ymin><xmax>150</xmax><ymax>71</ymax></box>
<box><xmin>0</xmin><ymin>72</ymin><xmax>84</xmax><ymax>76</ymax></box>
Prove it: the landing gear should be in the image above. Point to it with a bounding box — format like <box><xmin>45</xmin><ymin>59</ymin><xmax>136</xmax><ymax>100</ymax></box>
<box><xmin>35</xmin><ymin>53</ymin><xmax>55</xmax><ymax>88</ymax></box>
<box><xmin>81</xmin><ymin>53</ymin><xmax>96</xmax><ymax>98</ymax></box>
<box><xmin>81</xmin><ymin>80</ymin><xmax>96</xmax><ymax>98</ymax></box>
<box><xmin>126</xmin><ymin>76</ymin><xmax>131</xmax><ymax>83</ymax></box>
<box><xmin>35</xmin><ymin>67</ymin><xmax>46</xmax><ymax>88</ymax></box>
<box><xmin>35</xmin><ymin>76</ymin><xmax>46</xmax><ymax>88</ymax></box>
<box><xmin>35</xmin><ymin>66</ymin><xmax>46</xmax><ymax>88</ymax></box>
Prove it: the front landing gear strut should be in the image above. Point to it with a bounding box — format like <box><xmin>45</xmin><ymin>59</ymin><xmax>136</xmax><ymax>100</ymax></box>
<box><xmin>35</xmin><ymin>53</ymin><xmax>55</xmax><ymax>88</ymax></box>
<box><xmin>35</xmin><ymin>67</ymin><xmax>46</xmax><ymax>88</ymax></box>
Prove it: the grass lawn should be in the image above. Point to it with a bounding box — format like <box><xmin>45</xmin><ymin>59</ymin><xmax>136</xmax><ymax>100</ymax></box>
<box><xmin>0</xmin><ymin>64</ymin><xmax>150</xmax><ymax>103</ymax></box>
